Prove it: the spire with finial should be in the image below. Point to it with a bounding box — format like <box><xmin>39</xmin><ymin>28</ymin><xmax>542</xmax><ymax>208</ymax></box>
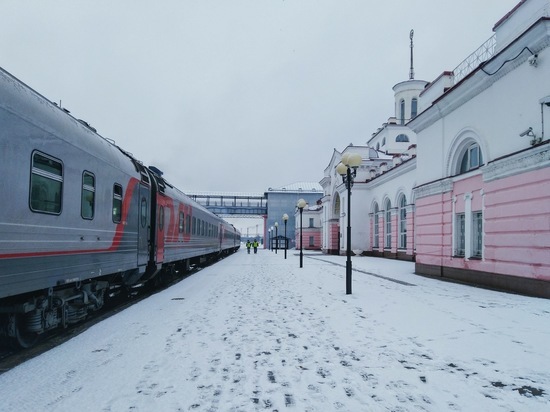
<box><xmin>409</xmin><ymin>29</ymin><xmax>415</xmax><ymax>80</ymax></box>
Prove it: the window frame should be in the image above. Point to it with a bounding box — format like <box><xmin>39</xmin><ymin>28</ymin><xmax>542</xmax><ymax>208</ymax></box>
<box><xmin>398</xmin><ymin>195</ymin><xmax>407</xmax><ymax>249</ymax></box>
<box><xmin>384</xmin><ymin>200</ymin><xmax>392</xmax><ymax>249</ymax></box>
<box><xmin>455</xmin><ymin>213</ymin><xmax>466</xmax><ymax>257</ymax></box>
<box><xmin>112</xmin><ymin>184</ymin><xmax>123</xmax><ymax>223</ymax></box>
<box><xmin>81</xmin><ymin>171</ymin><xmax>95</xmax><ymax>220</ymax></box>
<box><xmin>411</xmin><ymin>98</ymin><xmax>418</xmax><ymax>118</ymax></box>
<box><xmin>373</xmin><ymin>203</ymin><xmax>379</xmax><ymax>248</ymax></box>
<box><xmin>458</xmin><ymin>143</ymin><xmax>483</xmax><ymax>174</ymax></box>
<box><xmin>472</xmin><ymin>211</ymin><xmax>483</xmax><ymax>258</ymax></box>
<box><xmin>29</xmin><ymin>151</ymin><xmax>63</xmax><ymax>215</ymax></box>
<box><xmin>179</xmin><ymin>211</ymin><xmax>184</xmax><ymax>233</ymax></box>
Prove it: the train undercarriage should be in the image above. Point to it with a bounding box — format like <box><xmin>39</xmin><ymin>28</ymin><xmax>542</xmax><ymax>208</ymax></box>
<box><xmin>0</xmin><ymin>279</ymin><xmax>111</xmax><ymax>349</ymax></box>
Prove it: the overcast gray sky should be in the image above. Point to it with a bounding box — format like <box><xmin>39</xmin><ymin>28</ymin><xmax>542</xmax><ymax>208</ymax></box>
<box><xmin>2</xmin><ymin>0</ymin><xmax>518</xmax><ymax>195</ymax></box>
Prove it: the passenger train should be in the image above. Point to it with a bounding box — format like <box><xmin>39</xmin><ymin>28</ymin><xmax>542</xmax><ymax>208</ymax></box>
<box><xmin>0</xmin><ymin>67</ymin><xmax>240</xmax><ymax>348</ymax></box>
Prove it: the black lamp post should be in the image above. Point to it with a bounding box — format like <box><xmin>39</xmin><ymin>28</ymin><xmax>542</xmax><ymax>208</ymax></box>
<box><xmin>268</xmin><ymin>228</ymin><xmax>271</xmax><ymax>251</ymax></box>
<box><xmin>336</xmin><ymin>152</ymin><xmax>362</xmax><ymax>295</ymax></box>
<box><xmin>282</xmin><ymin>213</ymin><xmax>289</xmax><ymax>259</ymax></box>
<box><xmin>297</xmin><ymin>198</ymin><xmax>306</xmax><ymax>268</ymax></box>
<box><xmin>274</xmin><ymin>222</ymin><xmax>278</xmax><ymax>254</ymax></box>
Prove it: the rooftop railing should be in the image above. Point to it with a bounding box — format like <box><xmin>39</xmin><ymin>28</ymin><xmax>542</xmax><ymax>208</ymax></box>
<box><xmin>452</xmin><ymin>34</ymin><xmax>496</xmax><ymax>83</ymax></box>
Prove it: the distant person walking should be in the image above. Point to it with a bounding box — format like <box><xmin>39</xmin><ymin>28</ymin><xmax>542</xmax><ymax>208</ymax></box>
<box><xmin>246</xmin><ymin>240</ymin><xmax>251</xmax><ymax>254</ymax></box>
<box><xmin>253</xmin><ymin>240</ymin><xmax>259</xmax><ymax>254</ymax></box>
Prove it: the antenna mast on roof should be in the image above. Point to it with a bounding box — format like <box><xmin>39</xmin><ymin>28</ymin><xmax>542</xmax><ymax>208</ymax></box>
<box><xmin>409</xmin><ymin>29</ymin><xmax>415</xmax><ymax>80</ymax></box>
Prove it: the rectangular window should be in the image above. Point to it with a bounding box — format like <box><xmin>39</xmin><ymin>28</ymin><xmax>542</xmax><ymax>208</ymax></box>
<box><xmin>455</xmin><ymin>213</ymin><xmax>465</xmax><ymax>256</ymax></box>
<box><xmin>385</xmin><ymin>210</ymin><xmax>392</xmax><ymax>248</ymax></box>
<box><xmin>186</xmin><ymin>215</ymin><xmax>191</xmax><ymax>234</ymax></box>
<box><xmin>81</xmin><ymin>171</ymin><xmax>95</xmax><ymax>219</ymax></box>
<box><xmin>411</xmin><ymin>98</ymin><xmax>418</xmax><ymax>118</ymax></box>
<box><xmin>399</xmin><ymin>208</ymin><xmax>407</xmax><ymax>249</ymax></box>
<box><xmin>179</xmin><ymin>212</ymin><xmax>184</xmax><ymax>233</ymax></box>
<box><xmin>373</xmin><ymin>214</ymin><xmax>379</xmax><ymax>248</ymax></box>
<box><xmin>158</xmin><ymin>206</ymin><xmax>165</xmax><ymax>231</ymax></box>
<box><xmin>309</xmin><ymin>236</ymin><xmax>315</xmax><ymax>247</ymax></box>
<box><xmin>309</xmin><ymin>218</ymin><xmax>314</xmax><ymax>228</ymax></box>
<box><xmin>112</xmin><ymin>184</ymin><xmax>123</xmax><ymax>223</ymax></box>
<box><xmin>30</xmin><ymin>152</ymin><xmax>63</xmax><ymax>214</ymax></box>
<box><xmin>192</xmin><ymin>216</ymin><xmax>197</xmax><ymax>235</ymax></box>
<box><xmin>472</xmin><ymin>211</ymin><xmax>483</xmax><ymax>258</ymax></box>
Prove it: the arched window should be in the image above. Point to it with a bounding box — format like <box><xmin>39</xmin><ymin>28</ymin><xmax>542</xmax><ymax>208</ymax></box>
<box><xmin>411</xmin><ymin>98</ymin><xmax>418</xmax><ymax>118</ymax></box>
<box><xmin>382</xmin><ymin>137</ymin><xmax>386</xmax><ymax>146</ymax></box>
<box><xmin>447</xmin><ymin>131</ymin><xmax>486</xmax><ymax>177</ymax></box>
<box><xmin>373</xmin><ymin>202</ymin><xmax>379</xmax><ymax>248</ymax></box>
<box><xmin>459</xmin><ymin>143</ymin><xmax>483</xmax><ymax>174</ymax></box>
<box><xmin>398</xmin><ymin>194</ymin><xmax>407</xmax><ymax>249</ymax></box>
<box><xmin>396</xmin><ymin>134</ymin><xmax>409</xmax><ymax>142</ymax></box>
<box><xmin>384</xmin><ymin>199</ymin><xmax>392</xmax><ymax>248</ymax></box>
<box><xmin>400</xmin><ymin>99</ymin><xmax>405</xmax><ymax>125</ymax></box>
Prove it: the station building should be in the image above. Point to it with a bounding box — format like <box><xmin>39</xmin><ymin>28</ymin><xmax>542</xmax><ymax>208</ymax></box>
<box><xmin>320</xmin><ymin>0</ymin><xmax>550</xmax><ymax>297</ymax></box>
<box><xmin>265</xmin><ymin>182</ymin><xmax>323</xmax><ymax>249</ymax></box>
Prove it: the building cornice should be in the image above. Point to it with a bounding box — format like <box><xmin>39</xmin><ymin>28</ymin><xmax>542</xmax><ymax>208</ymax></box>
<box><xmin>484</xmin><ymin>141</ymin><xmax>550</xmax><ymax>182</ymax></box>
<box><xmin>414</xmin><ymin>178</ymin><xmax>453</xmax><ymax>199</ymax></box>
<box><xmin>365</xmin><ymin>158</ymin><xmax>416</xmax><ymax>189</ymax></box>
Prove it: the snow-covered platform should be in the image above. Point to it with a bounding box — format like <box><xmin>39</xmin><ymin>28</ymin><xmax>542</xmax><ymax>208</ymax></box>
<box><xmin>1</xmin><ymin>250</ymin><xmax>549</xmax><ymax>411</ymax></box>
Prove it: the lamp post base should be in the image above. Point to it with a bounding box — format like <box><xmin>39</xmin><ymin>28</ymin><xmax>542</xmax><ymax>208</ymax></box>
<box><xmin>346</xmin><ymin>260</ymin><xmax>352</xmax><ymax>294</ymax></box>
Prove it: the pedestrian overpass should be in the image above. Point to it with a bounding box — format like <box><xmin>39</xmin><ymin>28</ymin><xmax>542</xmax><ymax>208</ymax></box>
<box><xmin>186</xmin><ymin>183</ymin><xmax>324</xmax><ymax>245</ymax></box>
<box><xmin>186</xmin><ymin>192</ymin><xmax>267</xmax><ymax>218</ymax></box>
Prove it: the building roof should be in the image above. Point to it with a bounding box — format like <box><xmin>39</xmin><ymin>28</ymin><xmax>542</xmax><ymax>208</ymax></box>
<box><xmin>267</xmin><ymin>181</ymin><xmax>323</xmax><ymax>193</ymax></box>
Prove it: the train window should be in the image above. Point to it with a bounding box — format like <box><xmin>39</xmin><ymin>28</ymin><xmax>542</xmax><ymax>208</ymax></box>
<box><xmin>159</xmin><ymin>206</ymin><xmax>165</xmax><ymax>231</ymax></box>
<box><xmin>179</xmin><ymin>212</ymin><xmax>184</xmax><ymax>233</ymax></box>
<box><xmin>186</xmin><ymin>215</ymin><xmax>191</xmax><ymax>234</ymax></box>
<box><xmin>192</xmin><ymin>216</ymin><xmax>197</xmax><ymax>235</ymax></box>
<box><xmin>81</xmin><ymin>171</ymin><xmax>95</xmax><ymax>219</ymax></box>
<box><xmin>30</xmin><ymin>152</ymin><xmax>63</xmax><ymax>214</ymax></box>
<box><xmin>140</xmin><ymin>198</ymin><xmax>147</xmax><ymax>228</ymax></box>
<box><xmin>112</xmin><ymin>184</ymin><xmax>123</xmax><ymax>223</ymax></box>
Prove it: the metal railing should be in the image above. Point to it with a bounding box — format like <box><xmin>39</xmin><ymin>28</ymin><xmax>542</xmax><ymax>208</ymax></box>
<box><xmin>452</xmin><ymin>34</ymin><xmax>496</xmax><ymax>84</ymax></box>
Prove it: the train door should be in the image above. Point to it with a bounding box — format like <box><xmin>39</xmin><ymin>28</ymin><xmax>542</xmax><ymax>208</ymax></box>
<box><xmin>138</xmin><ymin>184</ymin><xmax>150</xmax><ymax>268</ymax></box>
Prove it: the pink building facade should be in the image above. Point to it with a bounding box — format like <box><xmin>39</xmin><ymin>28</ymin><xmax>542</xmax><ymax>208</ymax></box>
<box><xmin>409</xmin><ymin>0</ymin><xmax>550</xmax><ymax>297</ymax></box>
<box><xmin>294</xmin><ymin>204</ymin><xmax>323</xmax><ymax>251</ymax></box>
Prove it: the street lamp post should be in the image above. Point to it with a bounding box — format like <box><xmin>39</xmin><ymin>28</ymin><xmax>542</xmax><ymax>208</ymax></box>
<box><xmin>274</xmin><ymin>222</ymin><xmax>278</xmax><ymax>254</ymax></box>
<box><xmin>336</xmin><ymin>152</ymin><xmax>362</xmax><ymax>295</ymax></box>
<box><xmin>282</xmin><ymin>213</ymin><xmax>289</xmax><ymax>259</ymax></box>
<box><xmin>297</xmin><ymin>198</ymin><xmax>307</xmax><ymax>268</ymax></box>
<box><xmin>268</xmin><ymin>229</ymin><xmax>271</xmax><ymax>250</ymax></box>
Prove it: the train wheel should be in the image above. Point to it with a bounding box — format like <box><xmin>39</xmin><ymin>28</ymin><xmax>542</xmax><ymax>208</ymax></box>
<box><xmin>11</xmin><ymin>314</ymin><xmax>39</xmax><ymax>349</ymax></box>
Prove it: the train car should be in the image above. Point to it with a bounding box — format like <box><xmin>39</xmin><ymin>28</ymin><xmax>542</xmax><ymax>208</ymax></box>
<box><xmin>0</xmin><ymin>67</ymin><xmax>238</xmax><ymax>348</ymax></box>
<box><xmin>145</xmin><ymin>169</ymin><xmax>240</xmax><ymax>281</ymax></box>
<box><xmin>220</xmin><ymin>220</ymin><xmax>241</xmax><ymax>255</ymax></box>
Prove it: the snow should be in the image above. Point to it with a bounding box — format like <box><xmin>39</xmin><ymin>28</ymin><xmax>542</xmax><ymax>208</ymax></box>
<box><xmin>1</xmin><ymin>250</ymin><xmax>549</xmax><ymax>411</ymax></box>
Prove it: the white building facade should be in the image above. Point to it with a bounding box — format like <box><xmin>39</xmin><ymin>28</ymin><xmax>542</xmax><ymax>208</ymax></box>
<box><xmin>319</xmin><ymin>0</ymin><xmax>550</xmax><ymax>297</ymax></box>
